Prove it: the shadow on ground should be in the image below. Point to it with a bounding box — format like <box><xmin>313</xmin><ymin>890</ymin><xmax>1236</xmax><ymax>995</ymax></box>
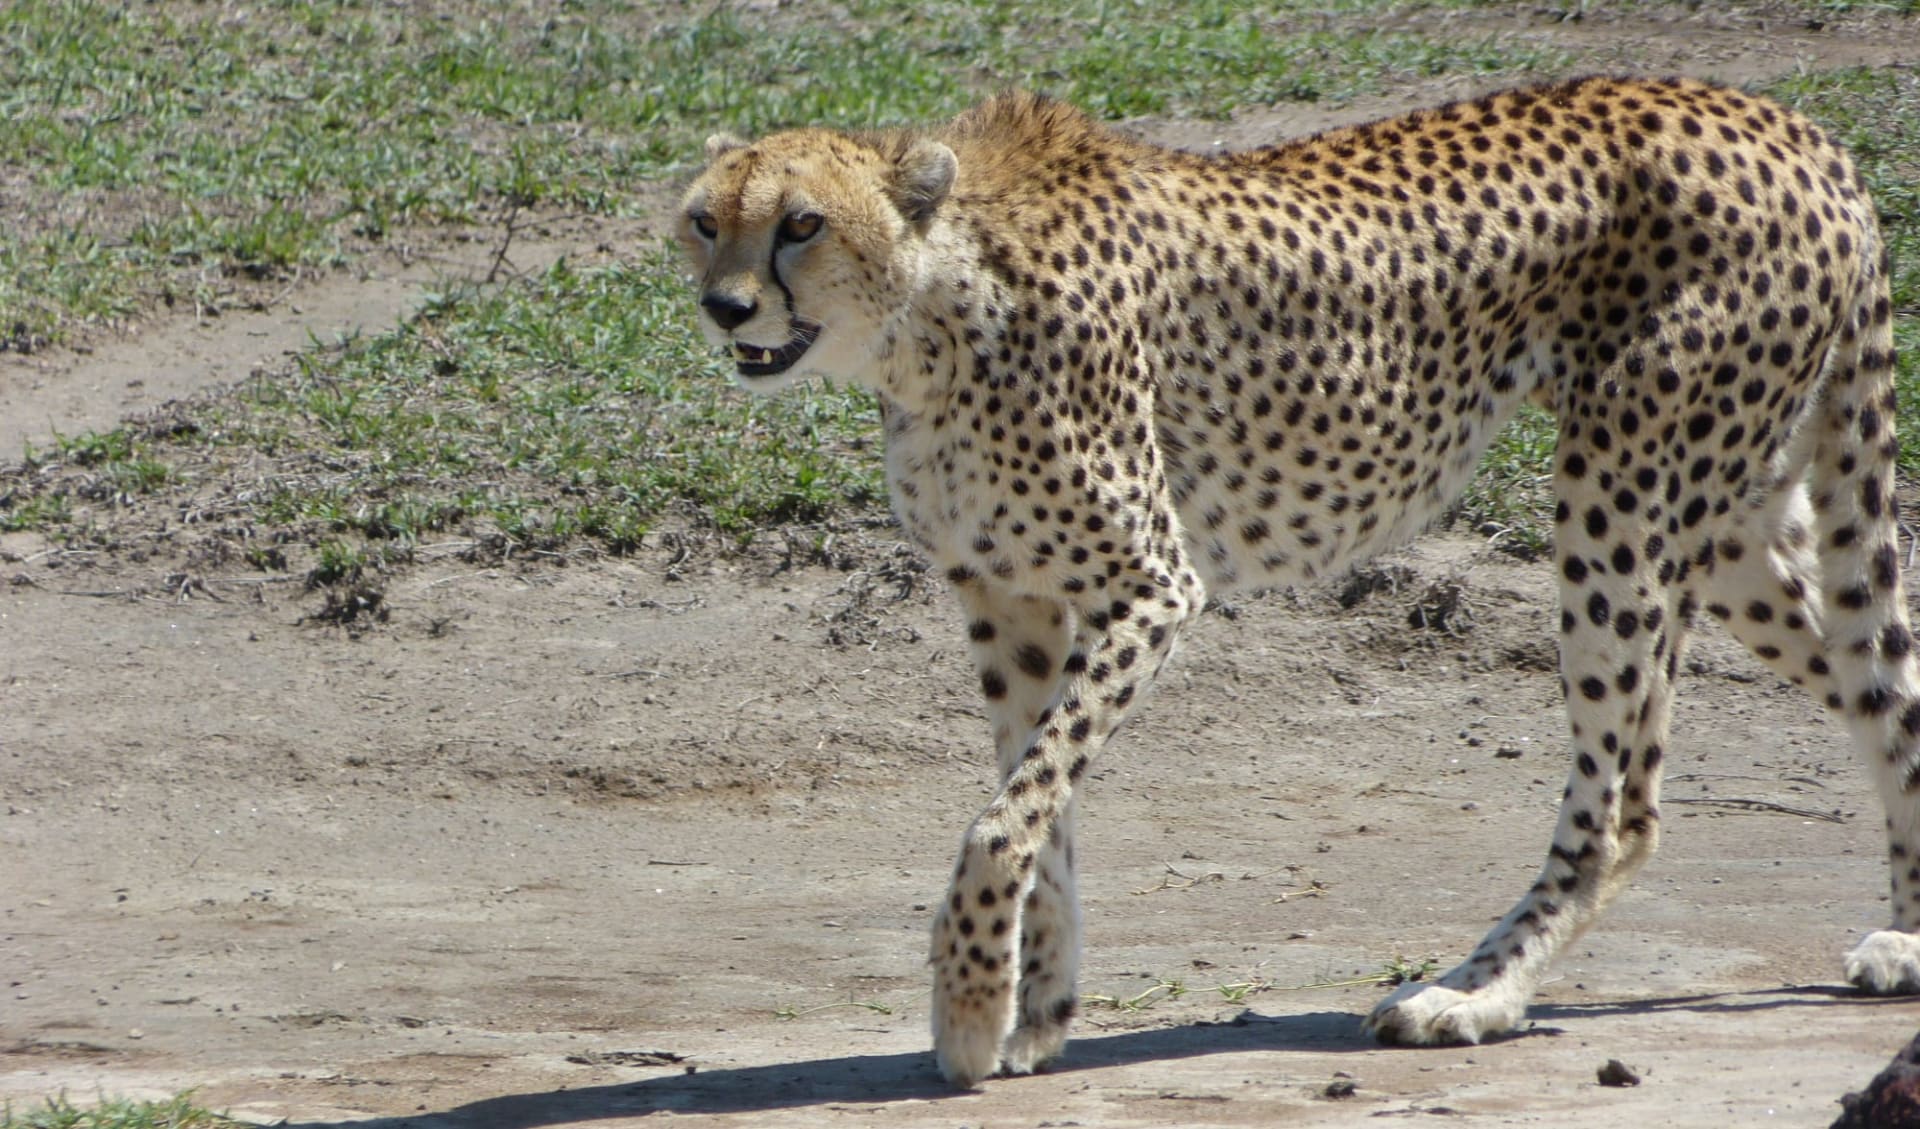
<box><xmin>290</xmin><ymin>989</ymin><xmax>1894</xmax><ymax>1126</ymax></box>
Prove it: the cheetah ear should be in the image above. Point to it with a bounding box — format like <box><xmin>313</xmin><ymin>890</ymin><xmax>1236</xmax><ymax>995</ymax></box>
<box><xmin>704</xmin><ymin>133</ymin><xmax>748</xmax><ymax>162</ymax></box>
<box><xmin>892</xmin><ymin>139</ymin><xmax>956</xmax><ymax>224</ymax></box>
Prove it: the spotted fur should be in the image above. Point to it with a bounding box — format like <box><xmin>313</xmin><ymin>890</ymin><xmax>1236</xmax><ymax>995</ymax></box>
<box><xmin>678</xmin><ymin>76</ymin><xmax>1920</xmax><ymax>1086</ymax></box>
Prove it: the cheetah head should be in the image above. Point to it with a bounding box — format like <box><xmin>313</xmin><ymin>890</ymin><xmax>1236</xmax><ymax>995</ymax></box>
<box><xmin>678</xmin><ymin>128</ymin><xmax>957</xmax><ymax>394</ymax></box>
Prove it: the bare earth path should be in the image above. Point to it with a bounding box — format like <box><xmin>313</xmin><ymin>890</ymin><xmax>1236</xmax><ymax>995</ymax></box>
<box><xmin>2</xmin><ymin>536</ymin><xmax>1914</xmax><ymax>1126</ymax></box>
<box><xmin>7</xmin><ymin>6</ymin><xmax>1920</xmax><ymax>1126</ymax></box>
<box><xmin>0</xmin><ymin>213</ymin><xmax>656</xmax><ymax>463</ymax></box>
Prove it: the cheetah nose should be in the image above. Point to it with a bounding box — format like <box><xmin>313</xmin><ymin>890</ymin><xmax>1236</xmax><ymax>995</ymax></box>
<box><xmin>701</xmin><ymin>292</ymin><xmax>758</xmax><ymax>331</ymax></box>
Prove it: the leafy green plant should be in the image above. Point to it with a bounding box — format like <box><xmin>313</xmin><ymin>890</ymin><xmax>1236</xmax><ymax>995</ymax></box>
<box><xmin>0</xmin><ymin>1093</ymin><xmax>241</xmax><ymax>1129</ymax></box>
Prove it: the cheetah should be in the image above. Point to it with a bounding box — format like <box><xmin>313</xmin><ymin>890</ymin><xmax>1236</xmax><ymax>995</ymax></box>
<box><xmin>677</xmin><ymin>75</ymin><xmax>1919</xmax><ymax>1086</ymax></box>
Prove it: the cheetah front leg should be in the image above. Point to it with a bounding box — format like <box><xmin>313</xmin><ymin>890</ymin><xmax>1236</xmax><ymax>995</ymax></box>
<box><xmin>945</xmin><ymin>582</ymin><xmax>1083</xmax><ymax>1075</ymax></box>
<box><xmin>930</xmin><ymin>560</ymin><xmax>1203</xmax><ymax>1086</ymax></box>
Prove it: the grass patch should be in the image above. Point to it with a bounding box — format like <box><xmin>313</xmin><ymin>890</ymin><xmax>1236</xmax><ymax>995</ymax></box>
<box><xmin>0</xmin><ymin>10</ymin><xmax>1912</xmax><ymax>565</ymax></box>
<box><xmin>1</xmin><ymin>248</ymin><xmax>883</xmax><ymax>561</ymax></box>
<box><xmin>0</xmin><ymin>0</ymin><xmax>1570</xmax><ymax>562</ymax></box>
<box><xmin>0</xmin><ymin>1094</ymin><xmax>242</xmax><ymax>1129</ymax></box>
<box><xmin>0</xmin><ymin>0</ymin><xmax>1565</xmax><ymax>347</ymax></box>
<box><xmin>878</xmin><ymin>1</ymin><xmax>1566</xmax><ymax>121</ymax></box>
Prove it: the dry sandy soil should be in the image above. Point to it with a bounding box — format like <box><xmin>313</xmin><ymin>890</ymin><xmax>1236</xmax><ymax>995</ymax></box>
<box><xmin>6</xmin><ymin>6</ymin><xmax>1920</xmax><ymax>1127</ymax></box>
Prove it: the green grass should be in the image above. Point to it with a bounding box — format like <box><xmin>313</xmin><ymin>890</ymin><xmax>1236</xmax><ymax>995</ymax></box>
<box><xmin>0</xmin><ymin>8</ymin><xmax>1914</xmax><ymax>567</ymax></box>
<box><xmin>0</xmin><ymin>1094</ymin><xmax>241</xmax><ymax>1129</ymax></box>
<box><xmin>2</xmin><ymin>248</ymin><xmax>884</xmax><ymax>565</ymax></box>
<box><xmin>0</xmin><ymin>0</ymin><xmax>1572</xmax><ymax>562</ymax></box>
<box><xmin>216</xmin><ymin>249</ymin><xmax>882</xmax><ymax>544</ymax></box>
<box><xmin>0</xmin><ymin>0</ymin><xmax>1566</xmax><ymax>348</ymax></box>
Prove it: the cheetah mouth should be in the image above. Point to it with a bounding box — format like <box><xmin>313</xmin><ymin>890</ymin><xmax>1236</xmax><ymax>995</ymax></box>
<box><xmin>731</xmin><ymin>319</ymin><xmax>821</xmax><ymax>379</ymax></box>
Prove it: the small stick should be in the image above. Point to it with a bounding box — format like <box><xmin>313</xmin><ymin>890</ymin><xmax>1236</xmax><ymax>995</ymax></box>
<box><xmin>1667</xmin><ymin>797</ymin><xmax>1845</xmax><ymax>823</ymax></box>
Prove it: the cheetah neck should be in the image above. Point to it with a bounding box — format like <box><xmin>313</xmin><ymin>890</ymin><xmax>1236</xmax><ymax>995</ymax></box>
<box><xmin>864</xmin><ymin>219</ymin><xmax>1001</xmax><ymax>418</ymax></box>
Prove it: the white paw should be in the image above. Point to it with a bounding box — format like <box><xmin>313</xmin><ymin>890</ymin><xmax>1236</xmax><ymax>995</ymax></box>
<box><xmin>1000</xmin><ymin>1018</ymin><xmax>1070</xmax><ymax>1075</ymax></box>
<box><xmin>931</xmin><ymin>994</ymin><xmax>1008</xmax><ymax>1087</ymax></box>
<box><xmin>1846</xmin><ymin>930</ymin><xmax>1920</xmax><ymax>994</ymax></box>
<box><xmin>1364</xmin><ymin>980</ymin><xmax>1526</xmax><ymax>1045</ymax></box>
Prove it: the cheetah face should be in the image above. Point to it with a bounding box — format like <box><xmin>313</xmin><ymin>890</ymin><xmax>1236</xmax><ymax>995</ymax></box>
<box><xmin>678</xmin><ymin>130</ymin><xmax>956</xmax><ymax>395</ymax></box>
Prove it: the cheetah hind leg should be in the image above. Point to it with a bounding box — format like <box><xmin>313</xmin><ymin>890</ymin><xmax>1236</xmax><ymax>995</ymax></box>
<box><xmin>1369</xmin><ymin>427</ymin><xmax>1687</xmax><ymax>1045</ymax></box>
<box><xmin>1794</xmin><ymin>294</ymin><xmax>1920</xmax><ymax>994</ymax></box>
<box><xmin>1677</xmin><ymin>486</ymin><xmax>1920</xmax><ymax>989</ymax></box>
<box><xmin>1367</xmin><ymin>594</ymin><xmax>1683</xmax><ymax>1048</ymax></box>
<box><xmin>1820</xmin><ymin>459</ymin><xmax>1920</xmax><ymax>995</ymax></box>
<box><xmin>1838</xmin><ymin>656</ymin><xmax>1920</xmax><ymax>995</ymax></box>
<box><xmin>1834</xmin><ymin>635</ymin><xmax>1920</xmax><ymax>995</ymax></box>
<box><xmin>1689</xmin><ymin>488</ymin><xmax>1920</xmax><ymax>991</ymax></box>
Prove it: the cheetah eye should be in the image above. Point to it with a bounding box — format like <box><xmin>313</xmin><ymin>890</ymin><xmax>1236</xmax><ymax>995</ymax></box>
<box><xmin>690</xmin><ymin>213</ymin><xmax>718</xmax><ymax>240</ymax></box>
<box><xmin>778</xmin><ymin>212</ymin><xmax>823</xmax><ymax>244</ymax></box>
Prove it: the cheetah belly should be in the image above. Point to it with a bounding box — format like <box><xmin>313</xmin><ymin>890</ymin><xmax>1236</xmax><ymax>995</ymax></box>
<box><xmin>1155</xmin><ymin>341</ymin><xmax>1554</xmax><ymax>594</ymax></box>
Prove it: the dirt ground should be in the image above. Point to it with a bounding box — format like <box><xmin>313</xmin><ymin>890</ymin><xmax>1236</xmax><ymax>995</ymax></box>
<box><xmin>7</xmin><ymin>5</ymin><xmax>1920</xmax><ymax>1127</ymax></box>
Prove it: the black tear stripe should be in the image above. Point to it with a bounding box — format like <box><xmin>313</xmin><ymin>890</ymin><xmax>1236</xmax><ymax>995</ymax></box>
<box><xmin>770</xmin><ymin>239</ymin><xmax>800</xmax><ymax>318</ymax></box>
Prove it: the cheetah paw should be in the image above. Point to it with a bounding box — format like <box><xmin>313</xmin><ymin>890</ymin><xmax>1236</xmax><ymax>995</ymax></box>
<box><xmin>1363</xmin><ymin>981</ymin><xmax>1526</xmax><ymax>1046</ymax></box>
<box><xmin>1000</xmin><ymin>1018</ymin><xmax>1071</xmax><ymax>1075</ymax></box>
<box><xmin>1846</xmin><ymin>930</ymin><xmax>1920</xmax><ymax>994</ymax></box>
<box><xmin>931</xmin><ymin>999</ymin><xmax>1007</xmax><ymax>1087</ymax></box>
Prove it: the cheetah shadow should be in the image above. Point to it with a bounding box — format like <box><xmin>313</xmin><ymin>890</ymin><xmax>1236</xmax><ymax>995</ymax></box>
<box><xmin>287</xmin><ymin>990</ymin><xmax>1896</xmax><ymax>1127</ymax></box>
